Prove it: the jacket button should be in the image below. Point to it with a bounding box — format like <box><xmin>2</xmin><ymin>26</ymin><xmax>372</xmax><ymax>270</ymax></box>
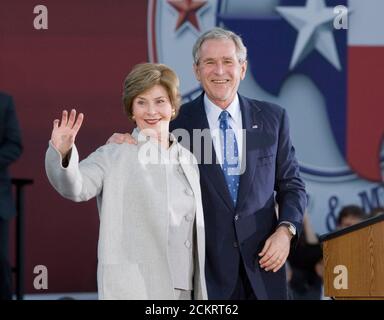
<box><xmin>184</xmin><ymin>240</ymin><xmax>191</xmax><ymax>249</ymax></box>
<box><xmin>233</xmin><ymin>241</ymin><xmax>239</xmax><ymax>248</ymax></box>
<box><xmin>184</xmin><ymin>189</ymin><xmax>193</xmax><ymax>196</ymax></box>
<box><xmin>234</xmin><ymin>214</ymin><xmax>239</xmax><ymax>221</ymax></box>
<box><xmin>184</xmin><ymin>214</ymin><xmax>194</xmax><ymax>222</ymax></box>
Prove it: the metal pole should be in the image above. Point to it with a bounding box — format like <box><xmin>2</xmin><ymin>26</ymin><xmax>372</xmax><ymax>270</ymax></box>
<box><xmin>11</xmin><ymin>178</ymin><xmax>33</xmax><ymax>300</ymax></box>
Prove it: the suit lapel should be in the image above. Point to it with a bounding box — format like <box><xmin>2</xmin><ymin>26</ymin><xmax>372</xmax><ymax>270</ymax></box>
<box><xmin>236</xmin><ymin>95</ymin><xmax>262</xmax><ymax>211</ymax></box>
<box><xmin>188</xmin><ymin>94</ymin><xmax>234</xmax><ymax>211</ymax></box>
<box><xmin>178</xmin><ymin>149</ymin><xmax>200</xmax><ymax>202</ymax></box>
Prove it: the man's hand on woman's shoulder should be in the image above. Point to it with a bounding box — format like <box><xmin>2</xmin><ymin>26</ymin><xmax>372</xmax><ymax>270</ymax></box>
<box><xmin>106</xmin><ymin>133</ymin><xmax>137</xmax><ymax>145</ymax></box>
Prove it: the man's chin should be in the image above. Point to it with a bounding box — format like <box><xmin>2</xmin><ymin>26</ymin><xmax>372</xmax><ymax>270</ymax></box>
<box><xmin>209</xmin><ymin>95</ymin><xmax>232</xmax><ymax>107</ymax></box>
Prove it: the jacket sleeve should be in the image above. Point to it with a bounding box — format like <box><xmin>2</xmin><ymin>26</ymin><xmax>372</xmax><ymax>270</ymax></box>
<box><xmin>0</xmin><ymin>95</ymin><xmax>23</xmax><ymax>169</ymax></box>
<box><xmin>274</xmin><ymin>109</ymin><xmax>307</xmax><ymax>236</ymax></box>
<box><xmin>45</xmin><ymin>141</ymin><xmax>109</xmax><ymax>202</ymax></box>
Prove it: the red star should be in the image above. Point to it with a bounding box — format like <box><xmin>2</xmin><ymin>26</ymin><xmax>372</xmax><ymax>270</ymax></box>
<box><xmin>167</xmin><ymin>0</ymin><xmax>207</xmax><ymax>31</ymax></box>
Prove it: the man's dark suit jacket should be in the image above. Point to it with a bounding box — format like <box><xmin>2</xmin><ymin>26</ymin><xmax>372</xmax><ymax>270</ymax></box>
<box><xmin>0</xmin><ymin>92</ymin><xmax>22</xmax><ymax>220</ymax></box>
<box><xmin>170</xmin><ymin>93</ymin><xmax>307</xmax><ymax>299</ymax></box>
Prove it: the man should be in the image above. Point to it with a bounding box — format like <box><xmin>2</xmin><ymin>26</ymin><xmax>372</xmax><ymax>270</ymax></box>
<box><xmin>109</xmin><ymin>27</ymin><xmax>306</xmax><ymax>299</ymax></box>
<box><xmin>0</xmin><ymin>92</ymin><xmax>23</xmax><ymax>300</ymax></box>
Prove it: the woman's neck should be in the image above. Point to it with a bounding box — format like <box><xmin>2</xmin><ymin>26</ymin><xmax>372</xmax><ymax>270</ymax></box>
<box><xmin>137</xmin><ymin>126</ymin><xmax>170</xmax><ymax>149</ymax></box>
<box><xmin>157</xmin><ymin>133</ymin><xmax>170</xmax><ymax>150</ymax></box>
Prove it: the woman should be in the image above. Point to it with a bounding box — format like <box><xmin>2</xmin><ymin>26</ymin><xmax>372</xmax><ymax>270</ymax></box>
<box><xmin>45</xmin><ymin>63</ymin><xmax>207</xmax><ymax>300</ymax></box>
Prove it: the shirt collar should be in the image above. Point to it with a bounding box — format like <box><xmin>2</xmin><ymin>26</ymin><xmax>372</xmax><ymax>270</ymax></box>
<box><xmin>204</xmin><ymin>94</ymin><xmax>241</xmax><ymax>126</ymax></box>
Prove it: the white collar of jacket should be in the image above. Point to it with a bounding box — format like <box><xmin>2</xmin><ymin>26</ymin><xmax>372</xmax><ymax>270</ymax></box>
<box><xmin>132</xmin><ymin>127</ymin><xmax>197</xmax><ymax>165</ymax></box>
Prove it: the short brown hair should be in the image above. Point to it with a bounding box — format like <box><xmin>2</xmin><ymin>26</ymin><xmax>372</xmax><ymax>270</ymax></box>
<box><xmin>122</xmin><ymin>63</ymin><xmax>181</xmax><ymax>120</ymax></box>
<box><xmin>337</xmin><ymin>205</ymin><xmax>365</xmax><ymax>226</ymax></box>
<box><xmin>192</xmin><ymin>27</ymin><xmax>247</xmax><ymax>65</ymax></box>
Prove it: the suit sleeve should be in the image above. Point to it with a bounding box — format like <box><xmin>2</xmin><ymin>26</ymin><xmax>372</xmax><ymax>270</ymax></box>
<box><xmin>45</xmin><ymin>141</ymin><xmax>109</xmax><ymax>202</ymax></box>
<box><xmin>0</xmin><ymin>95</ymin><xmax>23</xmax><ymax>169</ymax></box>
<box><xmin>274</xmin><ymin>109</ymin><xmax>307</xmax><ymax>236</ymax></box>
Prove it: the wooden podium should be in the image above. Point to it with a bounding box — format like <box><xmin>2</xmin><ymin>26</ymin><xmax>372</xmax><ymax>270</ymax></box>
<box><xmin>320</xmin><ymin>214</ymin><xmax>384</xmax><ymax>299</ymax></box>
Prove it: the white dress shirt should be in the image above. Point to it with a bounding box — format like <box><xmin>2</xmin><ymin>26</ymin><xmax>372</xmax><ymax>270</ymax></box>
<box><xmin>204</xmin><ymin>94</ymin><xmax>243</xmax><ymax>167</ymax></box>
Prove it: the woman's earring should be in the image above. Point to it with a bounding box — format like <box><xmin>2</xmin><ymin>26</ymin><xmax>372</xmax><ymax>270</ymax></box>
<box><xmin>171</xmin><ymin>109</ymin><xmax>176</xmax><ymax>118</ymax></box>
<box><xmin>131</xmin><ymin>115</ymin><xmax>136</xmax><ymax>121</ymax></box>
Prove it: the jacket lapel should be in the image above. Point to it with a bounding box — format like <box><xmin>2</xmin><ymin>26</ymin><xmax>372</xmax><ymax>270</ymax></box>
<box><xmin>178</xmin><ymin>149</ymin><xmax>200</xmax><ymax>204</ymax></box>
<box><xmin>236</xmin><ymin>95</ymin><xmax>262</xmax><ymax>212</ymax></box>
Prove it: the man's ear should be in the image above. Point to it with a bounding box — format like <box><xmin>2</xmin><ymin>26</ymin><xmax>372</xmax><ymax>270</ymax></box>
<box><xmin>193</xmin><ymin>63</ymin><xmax>201</xmax><ymax>82</ymax></box>
<box><xmin>240</xmin><ymin>60</ymin><xmax>247</xmax><ymax>80</ymax></box>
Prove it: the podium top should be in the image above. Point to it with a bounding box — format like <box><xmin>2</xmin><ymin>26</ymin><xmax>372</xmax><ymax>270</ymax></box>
<box><xmin>319</xmin><ymin>213</ymin><xmax>384</xmax><ymax>242</ymax></box>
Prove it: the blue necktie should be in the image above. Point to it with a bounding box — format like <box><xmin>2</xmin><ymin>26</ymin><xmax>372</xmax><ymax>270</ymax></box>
<box><xmin>219</xmin><ymin>111</ymin><xmax>240</xmax><ymax>207</ymax></box>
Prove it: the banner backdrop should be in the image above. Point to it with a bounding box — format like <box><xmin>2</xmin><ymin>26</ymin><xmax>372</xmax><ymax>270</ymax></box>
<box><xmin>148</xmin><ymin>0</ymin><xmax>384</xmax><ymax>234</ymax></box>
<box><xmin>1</xmin><ymin>0</ymin><xmax>147</xmax><ymax>293</ymax></box>
<box><xmin>1</xmin><ymin>0</ymin><xmax>383</xmax><ymax>293</ymax></box>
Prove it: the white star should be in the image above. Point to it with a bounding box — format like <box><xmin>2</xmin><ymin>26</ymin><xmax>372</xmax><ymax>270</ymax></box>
<box><xmin>276</xmin><ymin>0</ymin><xmax>341</xmax><ymax>70</ymax></box>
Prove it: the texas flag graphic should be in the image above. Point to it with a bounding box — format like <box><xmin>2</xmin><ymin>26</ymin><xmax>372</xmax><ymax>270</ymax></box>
<box><xmin>219</xmin><ymin>0</ymin><xmax>383</xmax><ymax>182</ymax></box>
<box><xmin>347</xmin><ymin>0</ymin><xmax>384</xmax><ymax>181</ymax></box>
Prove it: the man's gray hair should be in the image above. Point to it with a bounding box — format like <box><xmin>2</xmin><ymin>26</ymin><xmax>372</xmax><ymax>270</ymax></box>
<box><xmin>192</xmin><ymin>27</ymin><xmax>247</xmax><ymax>65</ymax></box>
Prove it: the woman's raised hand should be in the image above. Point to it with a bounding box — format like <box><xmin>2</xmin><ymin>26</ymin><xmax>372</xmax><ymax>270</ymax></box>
<box><xmin>51</xmin><ymin>109</ymin><xmax>84</xmax><ymax>158</ymax></box>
